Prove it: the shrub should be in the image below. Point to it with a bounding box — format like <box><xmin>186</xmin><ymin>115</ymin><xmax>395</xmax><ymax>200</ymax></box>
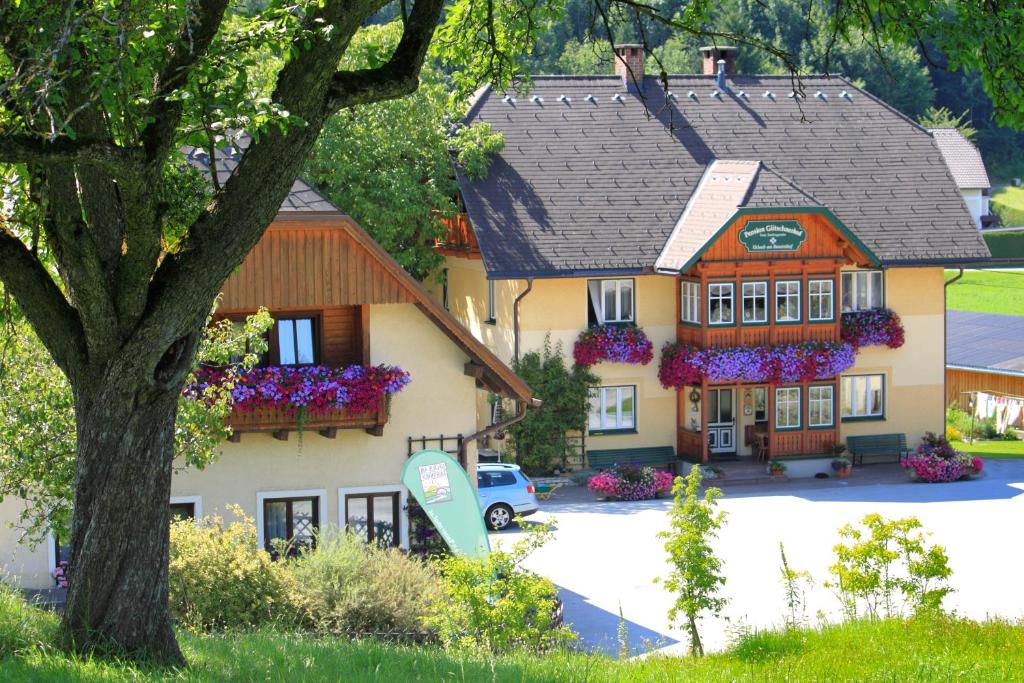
<box><xmin>427</xmin><ymin>521</ymin><xmax>574</xmax><ymax>653</ymax></box>
<box><xmin>586</xmin><ymin>464</ymin><xmax>666</xmax><ymax>501</ymax></box>
<box><xmin>902</xmin><ymin>432</ymin><xmax>977</xmax><ymax>482</ymax></box>
<box><xmin>826</xmin><ymin>514</ymin><xmax>953</xmax><ymax>620</ymax></box>
<box><xmin>946</xmin><ymin>405</ymin><xmax>999</xmax><ymax>440</ymax></box>
<box><xmin>289</xmin><ymin>530</ymin><xmax>441</xmax><ymax>636</ymax></box>
<box><xmin>169</xmin><ymin>506</ymin><xmax>297</xmax><ymax>631</ymax></box>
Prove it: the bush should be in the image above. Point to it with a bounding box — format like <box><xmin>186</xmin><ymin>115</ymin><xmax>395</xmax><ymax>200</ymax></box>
<box><xmin>427</xmin><ymin>522</ymin><xmax>574</xmax><ymax>653</ymax></box>
<box><xmin>169</xmin><ymin>506</ymin><xmax>297</xmax><ymax>631</ymax></box>
<box><xmin>902</xmin><ymin>432</ymin><xmax>980</xmax><ymax>482</ymax></box>
<box><xmin>946</xmin><ymin>405</ymin><xmax>999</xmax><ymax>439</ymax></box>
<box><xmin>586</xmin><ymin>464</ymin><xmax>673</xmax><ymax>500</ymax></box>
<box><xmin>289</xmin><ymin>530</ymin><xmax>441</xmax><ymax>636</ymax></box>
<box><xmin>0</xmin><ymin>582</ymin><xmax>57</xmax><ymax>658</ymax></box>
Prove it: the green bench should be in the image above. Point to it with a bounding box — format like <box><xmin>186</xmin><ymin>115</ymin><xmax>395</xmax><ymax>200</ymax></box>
<box><xmin>846</xmin><ymin>433</ymin><xmax>910</xmax><ymax>466</ymax></box>
<box><xmin>587</xmin><ymin>446</ymin><xmax>678</xmax><ymax>473</ymax></box>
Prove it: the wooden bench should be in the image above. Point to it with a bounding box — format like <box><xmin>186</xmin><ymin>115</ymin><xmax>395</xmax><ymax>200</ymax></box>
<box><xmin>587</xmin><ymin>446</ymin><xmax>678</xmax><ymax>473</ymax></box>
<box><xmin>846</xmin><ymin>433</ymin><xmax>910</xmax><ymax>466</ymax></box>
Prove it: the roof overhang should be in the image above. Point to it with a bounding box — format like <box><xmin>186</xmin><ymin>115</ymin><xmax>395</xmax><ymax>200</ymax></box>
<box><xmin>946</xmin><ymin>364</ymin><xmax>1024</xmax><ymax>379</ymax></box>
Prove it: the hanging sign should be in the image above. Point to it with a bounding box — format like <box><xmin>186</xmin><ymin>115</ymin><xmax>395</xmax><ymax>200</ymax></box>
<box><xmin>738</xmin><ymin>220</ymin><xmax>807</xmax><ymax>253</ymax></box>
<box><xmin>401</xmin><ymin>449</ymin><xmax>490</xmax><ymax>558</ymax></box>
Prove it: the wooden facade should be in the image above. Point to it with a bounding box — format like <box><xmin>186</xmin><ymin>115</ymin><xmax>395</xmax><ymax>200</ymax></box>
<box><xmin>946</xmin><ymin>367</ymin><xmax>1024</xmax><ymax>408</ymax></box>
<box><xmin>435</xmin><ymin>214</ymin><xmax>481</xmax><ymax>259</ymax></box>
<box><xmin>675</xmin><ymin>211</ymin><xmax>865</xmax><ymax>463</ymax></box>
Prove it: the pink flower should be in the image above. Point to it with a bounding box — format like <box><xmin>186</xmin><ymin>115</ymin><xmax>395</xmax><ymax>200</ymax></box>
<box><xmin>654</xmin><ymin>470</ymin><xmax>676</xmax><ymax>494</ymax></box>
<box><xmin>841</xmin><ymin>308</ymin><xmax>905</xmax><ymax>350</ymax></box>
<box><xmin>574</xmin><ymin>325</ymin><xmax>654</xmax><ymax>367</ymax></box>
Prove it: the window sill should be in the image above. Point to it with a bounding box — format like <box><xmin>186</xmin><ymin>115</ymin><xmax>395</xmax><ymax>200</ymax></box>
<box><xmin>589</xmin><ymin>429</ymin><xmax>638</xmax><ymax>436</ymax></box>
<box><xmin>841</xmin><ymin>415</ymin><xmax>886</xmax><ymax>423</ymax></box>
<box><xmin>808</xmin><ymin>424</ymin><xmax>837</xmax><ymax>431</ymax></box>
<box><xmin>739</xmin><ymin>320</ymin><xmax>769</xmax><ymax>327</ymax></box>
<box><xmin>774</xmin><ymin>426</ymin><xmax>802</xmax><ymax>432</ymax></box>
<box><xmin>590</xmin><ymin>321</ymin><xmax>636</xmax><ymax>328</ymax></box>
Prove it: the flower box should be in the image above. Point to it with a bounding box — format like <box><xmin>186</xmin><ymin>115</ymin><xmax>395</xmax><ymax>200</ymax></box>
<box><xmin>658</xmin><ymin>341</ymin><xmax>856</xmax><ymax>389</ymax></box>
<box><xmin>840</xmin><ymin>308</ymin><xmax>905</xmax><ymax>350</ymax></box>
<box><xmin>574</xmin><ymin>324</ymin><xmax>654</xmax><ymax>367</ymax></box>
<box><xmin>587</xmin><ymin>465</ymin><xmax>674</xmax><ymax>501</ymax></box>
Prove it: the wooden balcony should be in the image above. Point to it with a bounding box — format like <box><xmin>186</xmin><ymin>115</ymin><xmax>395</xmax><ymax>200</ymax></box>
<box><xmin>227</xmin><ymin>396</ymin><xmax>388</xmax><ymax>441</ymax></box>
<box><xmin>679</xmin><ymin>322</ymin><xmax>839</xmax><ymax>349</ymax></box>
<box><xmin>435</xmin><ymin>213</ymin><xmax>480</xmax><ymax>259</ymax></box>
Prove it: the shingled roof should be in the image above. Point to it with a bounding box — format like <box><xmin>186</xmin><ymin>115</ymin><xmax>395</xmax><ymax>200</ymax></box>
<box><xmin>929</xmin><ymin>128</ymin><xmax>992</xmax><ymax>191</ymax></box>
<box><xmin>458</xmin><ymin>75</ymin><xmax>991</xmax><ymax>277</ymax></box>
<box><xmin>946</xmin><ymin>310</ymin><xmax>1024</xmax><ymax>375</ymax></box>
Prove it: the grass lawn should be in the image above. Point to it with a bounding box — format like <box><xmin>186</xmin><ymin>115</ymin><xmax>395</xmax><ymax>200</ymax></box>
<box><xmin>992</xmin><ymin>185</ymin><xmax>1024</xmax><ymax>227</ymax></box>
<box><xmin>945</xmin><ymin>269</ymin><xmax>1024</xmax><ymax>316</ymax></box>
<box><xmin>952</xmin><ymin>438</ymin><xmax>1024</xmax><ymax>459</ymax></box>
<box><xmin>3</xmin><ymin>590</ymin><xmax>1024</xmax><ymax>681</ymax></box>
<box><xmin>983</xmin><ymin>230</ymin><xmax>1024</xmax><ymax>259</ymax></box>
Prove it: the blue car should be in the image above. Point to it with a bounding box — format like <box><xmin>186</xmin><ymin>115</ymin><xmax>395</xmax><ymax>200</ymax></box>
<box><xmin>476</xmin><ymin>463</ymin><xmax>539</xmax><ymax>530</ymax></box>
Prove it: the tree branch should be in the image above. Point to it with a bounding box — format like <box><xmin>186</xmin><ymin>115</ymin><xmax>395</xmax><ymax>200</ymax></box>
<box><xmin>0</xmin><ymin>227</ymin><xmax>86</xmax><ymax>376</ymax></box>
<box><xmin>0</xmin><ymin>134</ymin><xmax>143</xmax><ymax>169</ymax></box>
<box><xmin>328</xmin><ymin>0</ymin><xmax>446</xmax><ymax>109</ymax></box>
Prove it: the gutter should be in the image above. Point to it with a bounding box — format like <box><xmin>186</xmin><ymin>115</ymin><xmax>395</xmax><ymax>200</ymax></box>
<box><xmin>513</xmin><ymin>278</ymin><xmax>534</xmax><ymax>363</ymax></box>
<box><xmin>946</xmin><ymin>364</ymin><xmax>1024</xmax><ymax>379</ymax></box>
<box><xmin>458</xmin><ymin>397</ymin><xmax>543</xmax><ymax>463</ymax></box>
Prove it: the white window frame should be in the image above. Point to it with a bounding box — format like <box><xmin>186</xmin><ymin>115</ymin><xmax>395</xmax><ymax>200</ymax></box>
<box><xmin>808</xmin><ymin>385</ymin><xmax>834</xmax><ymax>428</ymax></box>
<box><xmin>589</xmin><ymin>386</ymin><xmax>636</xmax><ymax>432</ymax></box>
<box><xmin>841</xmin><ymin>270</ymin><xmax>884</xmax><ymax>312</ymax></box>
<box><xmin>741</xmin><ymin>281</ymin><xmax>768</xmax><ymax>324</ymax></box>
<box><xmin>588</xmin><ymin>279</ymin><xmax>635</xmax><ymax>324</ymax></box>
<box><xmin>775</xmin><ymin>387</ymin><xmax>801</xmax><ymax>430</ymax></box>
<box><xmin>680</xmin><ymin>280</ymin><xmax>700</xmax><ymax>324</ymax></box>
<box><xmin>256</xmin><ymin>488</ymin><xmax>327</xmax><ymax>552</ymax></box>
<box><xmin>707</xmin><ymin>282</ymin><xmax>734</xmax><ymax>325</ymax></box>
<box><xmin>486</xmin><ymin>279</ymin><xmax>496</xmax><ymax>322</ymax></box>
<box><xmin>841</xmin><ymin>374</ymin><xmax>885</xmax><ymax>419</ymax></box>
<box><xmin>775</xmin><ymin>280</ymin><xmax>801</xmax><ymax>323</ymax></box>
<box><xmin>170</xmin><ymin>495</ymin><xmax>203</xmax><ymax>521</ymax></box>
<box><xmin>338</xmin><ymin>485</ymin><xmax>409</xmax><ymax>550</ymax></box>
<box><xmin>808</xmin><ymin>279</ymin><xmax>834</xmax><ymax>322</ymax></box>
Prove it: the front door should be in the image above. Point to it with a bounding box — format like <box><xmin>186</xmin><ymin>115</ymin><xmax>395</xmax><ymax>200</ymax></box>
<box><xmin>708</xmin><ymin>388</ymin><xmax>736</xmax><ymax>454</ymax></box>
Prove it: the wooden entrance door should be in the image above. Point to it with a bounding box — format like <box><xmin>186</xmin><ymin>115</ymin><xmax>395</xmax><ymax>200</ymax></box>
<box><xmin>708</xmin><ymin>388</ymin><xmax>736</xmax><ymax>454</ymax></box>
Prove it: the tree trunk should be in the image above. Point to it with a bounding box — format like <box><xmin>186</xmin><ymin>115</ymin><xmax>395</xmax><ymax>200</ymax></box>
<box><xmin>688</xmin><ymin>616</ymin><xmax>704</xmax><ymax>657</ymax></box>
<box><xmin>61</xmin><ymin>354</ymin><xmax>191</xmax><ymax>665</ymax></box>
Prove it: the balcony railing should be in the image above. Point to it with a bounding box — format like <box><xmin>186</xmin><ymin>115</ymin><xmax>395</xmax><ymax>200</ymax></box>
<box><xmin>435</xmin><ymin>213</ymin><xmax>480</xmax><ymax>258</ymax></box>
<box><xmin>228</xmin><ymin>396</ymin><xmax>388</xmax><ymax>440</ymax></box>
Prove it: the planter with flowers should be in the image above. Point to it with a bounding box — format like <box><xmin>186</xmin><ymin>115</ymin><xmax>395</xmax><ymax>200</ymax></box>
<box><xmin>574</xmin><ymin>324</ymin><xmax>654</xmax><ymax>367</ymax></box>
<box><xmin>658</xmin><ymin>340</ymin><xmax>856</xmax><ymax>389</ymax></box>
<box><xmin>768</xmin><ymin>460</ymin><xmax>787</xmax><ymax>478</ymax></box>
<box><xmin>840</xmin><ymin>308</ymin><xmax>906</xmax><ymax>350</ymax></box>
<box><xmin>587</xmin><ymin>464</ymin><xmax>673</xmax><ymax>501</ymax></box>
<box><xmin>901</xmin><ymin>432</ymin><xmax>982</xmax><ymax>483</ymax></box>
<box><xmin>51</xmin><ymin>560</ymin><xmax>69</xmax><ymax>589</ymax></box>
<box><xmin>831</xmin><ymin>456</ymin><xmax>852</xmax><ymax>479</ymax></box>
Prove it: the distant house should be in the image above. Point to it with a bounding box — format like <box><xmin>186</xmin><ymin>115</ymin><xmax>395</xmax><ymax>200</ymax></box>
<box><xmin>930</xmin><ymin>128</ymin><xmax>994</xmax><ymax>229</ymax></box>
<box><xmin>435</xmin><ymin>44</ymin><xmax>991</xmax><ymax>474</ymax></box>
<box><xmin>946</xmin><ymin>310</ymin><xmax>1024</xmax><ymax>423</ymax></box>
<box><xmin>0</xmin><ymin>154</ymin><xmax>533</xmax><ymax>590</ymax></box>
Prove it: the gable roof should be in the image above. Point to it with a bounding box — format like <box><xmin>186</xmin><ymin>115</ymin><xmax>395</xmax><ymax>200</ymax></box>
<box><xmin>458</xmin><ymin>75</ymin><xmax>991</xmax><ymax>277</ymax></box>
<box><xmin>929</xmin><ymin>128</ymin><xmax>991</xmax><ymax>190</ymax></box>
<box><xmin>946</xmin><ymin>310</ymin><xmax>1024</xmax><ymax>376</ymax></box>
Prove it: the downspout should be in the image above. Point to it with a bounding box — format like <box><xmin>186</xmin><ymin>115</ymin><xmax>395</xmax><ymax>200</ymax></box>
<box><xmin>513</xmin><ymin>278</ymin><xmax>534</xmax><ymax>364</ymax></box>
<box><xmin>458</xmin><ymin>397</ymin><xmax>542</xmax><ymax>463</ymax></box>
<box><xmin>943</xmin><ymin>268</ymin><xmax>964</xmax><ymax>430</ymax></box>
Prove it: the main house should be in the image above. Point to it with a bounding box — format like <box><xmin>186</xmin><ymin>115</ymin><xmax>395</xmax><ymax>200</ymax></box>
<box><xmin>436</xmin><ymin>45</ymin><xmax>991</xmax><ymax>473</ymax></box>
<box><xmin>1</xmin><ymin>154</ymin><xmax>532</xmax><ymax>590</ymax></box>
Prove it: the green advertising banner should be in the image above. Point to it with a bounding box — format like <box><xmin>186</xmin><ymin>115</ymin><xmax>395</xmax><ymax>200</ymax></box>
<box><xmin>738</xmin><ymin>220</ymin><xmax>807</xmax><ymax>253</ymax></box>
<box><xmin>402</xmin><ymin>449</ymin><xmax>490</xmax><ymax>558</ymax></box>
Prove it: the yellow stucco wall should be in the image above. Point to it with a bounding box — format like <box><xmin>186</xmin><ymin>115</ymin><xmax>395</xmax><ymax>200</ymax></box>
<box><xmin>839</xmin><ymin>267</ymin><xmax>946</xmax><ymax>445</ymax></box>
<box><xmin>1</xmin><ymin>302</ymin><xmax>483</xmax><ymax>588</ymax></box>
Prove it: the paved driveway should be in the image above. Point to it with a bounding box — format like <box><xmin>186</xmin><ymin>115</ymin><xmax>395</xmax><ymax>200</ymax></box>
<box><xmin>493</xmin><ymin>460</ymin><xmax>1024</xmax><ymax>656</ymax></box>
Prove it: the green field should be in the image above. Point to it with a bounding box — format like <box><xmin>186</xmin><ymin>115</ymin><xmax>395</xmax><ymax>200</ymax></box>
<box><xmin>945</xmin><ymin>269</ymin><xmax>1024</xmax><ymax>316</ymax></box>
<box><xmin>983</xmin><ymin>230</ymin><xmax>1024</xmax><ymax>259</ymax></box>
<box><xmin>3</xmin><ymin>590</ymin><xmax>1024</xmax><ymax>682</ymax></box>
<box><xmin>992</xmin><ymin>185</ymin><xmax>1024</xmax><ymax>227</ymax></box>
<box><xmin>952</xmin><ymin>438</ymin><xmax>1024</xmax><ymax>460</ymax></box>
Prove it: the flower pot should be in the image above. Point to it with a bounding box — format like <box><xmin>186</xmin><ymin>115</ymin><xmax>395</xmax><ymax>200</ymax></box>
<box><xmin>770</xmin><ymin>470</ymin><xmax>785</xmax><ymax>478</ymax></box>
<box><xmin>836</xmin><ymin>466</ymin><xmax>852</xmax><ymax>479</ymax></box>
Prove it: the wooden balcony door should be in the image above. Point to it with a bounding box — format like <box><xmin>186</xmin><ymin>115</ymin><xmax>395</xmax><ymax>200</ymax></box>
<box><xmin>707</xmin><ymin>388</ymin><xmax>736</xmax><ymax>455</ymax></box>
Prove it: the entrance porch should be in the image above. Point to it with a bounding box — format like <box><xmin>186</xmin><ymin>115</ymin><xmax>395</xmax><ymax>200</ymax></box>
<box><xmin>676</xmin><ymin>380</ymin><xmax>839</xmax><ymax>464</ymax></box>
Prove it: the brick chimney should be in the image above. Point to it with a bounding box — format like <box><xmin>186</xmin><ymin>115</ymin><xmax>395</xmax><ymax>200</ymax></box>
<box><xmin>700</xmin><ymin>46</ymin><xmax>738</xmax><ymax>75</ymax></box>
<box><xmin>614</xmin><ymin>44</ymin><xmax>645</xmax><ymax>90</ymax></box>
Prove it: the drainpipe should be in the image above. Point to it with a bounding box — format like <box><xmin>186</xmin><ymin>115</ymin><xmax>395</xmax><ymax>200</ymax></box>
<box><xmin>513</xmin><ymin>278</ymin><xmax>534</xmax><ymax>363</ymax></box>
<box><xmin>458</xmin><ymin>397</ymin><xmax>542</xmax><ymax>464</ymax></box>
<box><xmin>943</xmin><ymin>268</ymin><xmax>964</xmax><ymax>438</ymax></box>
<box><xmin>944</xmin><ymin>267</ymin><xmax>964</xmax><ymax>287</ymax></box>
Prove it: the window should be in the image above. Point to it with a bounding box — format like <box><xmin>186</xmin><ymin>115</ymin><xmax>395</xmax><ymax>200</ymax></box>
<box><xmin>588</xmin><ymin>279</ymin><xmax>634</xmax><ymax>325</ymax></box>
<box><xmin>169</xmin><ymin>503</ymin><xmax>196</xmax><ymax>521</ymax></box>
<box><xmin>707</xmin><ymin>282</ymin><xmax>734</xmax><ymax>325</ymax></box>
<box><xmin>680</xmin><ymin>281</ymin><xmax>700</xmax><ymax>324</ymax></box>
<box><xmin>842</xmin><ymin>374</ymin><xmax>885</xmax><ymax>419</ymax></box>
<box><xmin>589</xmin><ymin>386</ymin><xmax>636</xmax><ymax>432</ymax></box>
<box><xmin>808</xmin><ymin>279</ymin><xmax>834</xmax><ymax>322</ymax></box>
<box><xmin>477</xmin><ymin>470</ymin><xmax>518</xmax><ymax>488</ymax></box>
<box><xmin>775</xmin><ymin>387</ymin><xmax>801</xmax><ymax>430</ymax></box>
<box><xmin>841</xmin><ymin>271</ymin><xmax>883</xmax><ymax>312</ymax></box>
<box><xmin>808</xmin><ymin>385</ymin><xmax>834</xmax><ymax>428</ymax></box>
<box><xmin>263</xmin><ymin>496</ymin><xmax>319</xmax><ymax>556</ymax></box>
<box><xmin>486</xmin><ymin>279</ymin><xmax>496</xmax><ymax>322</ymax></box>
<box><xmin>741</xmin><ymin>281</ymin><xmax>768</xmax><ymax>324</ymax></box>
<box><xmin>753</xmin><ymin>387</ymin><xmax>767</xmax><ymax>423</ymax></box>
<box><xmin>345</xmin><ymin>492</ymin><xmax>400</xmax><ymax>547</ymax></box>
<box><xmin>775</xmin><ymin>281</ymin><xmax>801</xmax><ymax>322</ymax></box>
<box><xmin>276</xmin><ymin>318</ymin><xmax>316</xmax><ymax>365</ymax></box>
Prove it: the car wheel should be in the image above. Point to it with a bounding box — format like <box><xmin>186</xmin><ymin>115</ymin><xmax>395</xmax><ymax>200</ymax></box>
<box><xmin>486</xmin><ymin>503</ymin><xmax>514</xmax><ymax>531</ymax></box>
